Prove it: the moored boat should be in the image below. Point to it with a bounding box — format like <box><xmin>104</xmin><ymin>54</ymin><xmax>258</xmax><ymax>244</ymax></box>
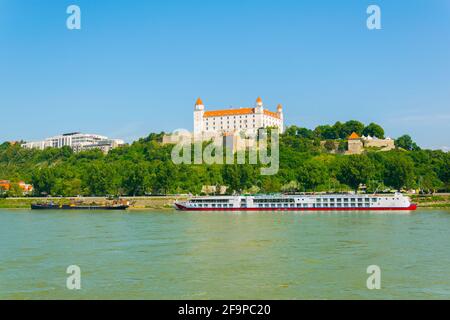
<box><xmin>174</xmin><ymin>193</ymin><xmax>417</xmax><ymax>211</ymax></box>
<box><xmin>31</xmin><ymin>203</ymin><xmax>129</xmax><ymax>210</ymax></box>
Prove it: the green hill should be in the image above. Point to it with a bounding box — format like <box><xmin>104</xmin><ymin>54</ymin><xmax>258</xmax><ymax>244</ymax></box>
<box><xmin>0</xmin><ymin>124</ymin><xmax>448</xmax><ymax>197</ymax></box>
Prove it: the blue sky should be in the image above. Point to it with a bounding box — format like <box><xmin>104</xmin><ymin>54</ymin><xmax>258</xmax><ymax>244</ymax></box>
<box><xmin>1</xmin><ymin>0</ymin><xmax>449</xmax><ymax>149</ymax></box>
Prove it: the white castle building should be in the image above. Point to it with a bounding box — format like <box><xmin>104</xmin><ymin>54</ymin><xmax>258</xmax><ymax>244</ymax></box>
<box><xmin>21</xmin><ymin>132</ymin><xmax>125</xmax><ymax>153</ymax></box>
<box><xmin>193</xmin><ymin>97</ymin><xmax>284</xmax><ymax>137</ymax></box>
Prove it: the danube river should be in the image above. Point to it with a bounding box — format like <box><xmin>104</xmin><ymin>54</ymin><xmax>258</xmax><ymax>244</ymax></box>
<box><xmin>0</xmin><ymin>209</ymin><xmax>449</xmax><ymax>299</ymax></box>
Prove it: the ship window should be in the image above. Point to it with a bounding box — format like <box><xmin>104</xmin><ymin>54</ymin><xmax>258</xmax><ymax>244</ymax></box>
<box><xmin>372</xmin><ymin>199</ymin><xmax>377</xmax><ymax>202</ymax></box>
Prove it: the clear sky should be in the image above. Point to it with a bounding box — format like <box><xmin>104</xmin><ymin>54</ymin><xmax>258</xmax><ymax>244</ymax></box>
<box><xmin>1</xmin><ymin>0</ymin><xmax>449</xmax><ymax>149</ymax></box>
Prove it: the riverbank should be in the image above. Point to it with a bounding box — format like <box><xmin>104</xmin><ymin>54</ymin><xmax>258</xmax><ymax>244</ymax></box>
<box><xmin>1</xmin><ymin>195</ymin><xmax>450</xmax><ymax>210</ymax></box>
<box><xmin>0</xmin><ymin>196</ymin><xmax>188</xmax><ymax>210</ymax></box>
<box><xmin>410</xmin><ymin>194</ymin><xmax>450</xmax><ymax>208</ymax></box>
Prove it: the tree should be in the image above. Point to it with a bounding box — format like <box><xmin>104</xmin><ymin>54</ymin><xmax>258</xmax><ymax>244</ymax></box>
<box><xmin>31</xmin><ymin>167</ymin><xmax>56</xmax><ymax>196</ymax></box>
<box><xmin>362</xmin><ymin>123</ymin><xmax>385</xmax><ymax>139</ymax></box>
<box><xmin>419</xmin><ymin>172</ymin><xmax>443</xmax><ymax>193</ymax></box>
<box><xmin>324</xmin><ymin>140</ymin><xmax>336</xmax><ymax>152</ymax></box>
<box><xmin>336</xmin><ymin>155</ymin><xmax>375</xmax><ymax>191</ymax></box>
<box><xmin>260</xmin><ymin>178</ymin><xmax>282</xmax><ymax>193</ymax></box>
<box><xmin>122</xmin><ymin>162</ymin><xmax>151</xmax><ymax>196</ymax></box>
<box><xmin>332</xmin><ymin>121</ymin><xmax>345</xmax><ymax>139</ymax></box>
<box><xmin>314</xmin><ymin>125</ymin><xmax>338</xmax><ymax>140</ymax></box>
<box><xmin>297</xmin><ymin>160</ymin><xmax>329</xmax><ymax>191</ymax></box>
<box><xmin>338</xmin><ymin>141</ymin><xmax>348</xmax><ymax>152</ymax></box>
<box><xmin>395</xmin><ymin>135</ymin><xmax>420</xmax><ymax>151</ymax></box>
<box><xmin>83</xmin><ymin>162</ymin><xmax>117</xmax><ymax>196</ymax></box>
<box><xmin>383</xmin><ymin>155</ymin><xmax>415</xmax><ymax>190</ymax></box>
<box><xmin>342</xmin><ymin>120</ymin><xmax>365</xmax><ymax>137</ymax></box>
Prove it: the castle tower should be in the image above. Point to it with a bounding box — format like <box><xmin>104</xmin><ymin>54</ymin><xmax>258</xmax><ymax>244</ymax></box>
<box><xmin>255</xmin><ymin>96</ymin><xmax>264</xmax><ymax>114</ymax></box>
<box><xmin>277</xmin><ymin>104</ymin><xmax>284</xmax><ymax>133</ymax></box>
<box><xmin>193</xmin><ymin>97</ymin><xmax>205</xmax><ymax>135</ymax></box>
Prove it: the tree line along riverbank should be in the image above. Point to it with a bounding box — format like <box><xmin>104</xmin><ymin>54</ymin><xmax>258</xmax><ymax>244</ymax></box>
<box><xmin>1</xmin><ymin>195</ymin><xmax>450</xmax><ymax>210</ymax></box>
<box><xmin>1</xmin><ymin>124</ymin><xmax>449</xmax><ymax>197</ymax></box>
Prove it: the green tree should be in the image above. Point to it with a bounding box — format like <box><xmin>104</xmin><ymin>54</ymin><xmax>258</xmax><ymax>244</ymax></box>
<box><xmin>342</xmin><ymin>120</ymin><xmax>365</xmax><ymax>137</ymax></box>
<box><xmin>31</xmin><ymin>167</ymin><xmax>56</xmax><ymax>196</ymax></box>
<box><xmin>297</xmin><ymin>160</ymin><xmax>329</xmax><ymax>191</ymax></box>
<box><xmin>383</xmin><ymin>155</ymin><xmax>415</xmax><ymax>190</ymax></box>
<box><xmin>395</xmin><ymin>135</ymin><xmax>420</xmax><ymax>151</ymax></box>
<box><xmin>362</xmin><ymin>123</ymin><xmax>385</xmax><ymax>139</ymax></box>
<box><xmin>314</xmin><ymin>125</ymin><xmax>338</xmax><ymax>140</ymax></box>
<box><xmin>324</xmin><ymin>140</ymin><xmax>336</xmax><ymax>152</ymax></box>
<box><xmin>336</xmin><ymin>155</ymin><xmax>375</xmax><ymax>191</ymax></box>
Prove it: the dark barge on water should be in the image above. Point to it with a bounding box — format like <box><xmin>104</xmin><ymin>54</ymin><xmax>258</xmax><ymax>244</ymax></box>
<box><xmin>31</xmin><ymin>202</ymin><xmax>129</xmax><ymax>210</ymax></box>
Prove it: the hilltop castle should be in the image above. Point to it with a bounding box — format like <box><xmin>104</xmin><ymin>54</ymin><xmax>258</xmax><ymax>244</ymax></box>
<box><xmin>193</xmin><ymin>97</ymin><xmax>284</xmax><ymax>137</ymax></box>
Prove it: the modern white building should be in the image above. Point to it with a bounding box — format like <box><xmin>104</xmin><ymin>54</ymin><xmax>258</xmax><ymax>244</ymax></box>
<box><xmin>21</xmin><ymin>132</ymin><xmax>125</xmax><ymax>153</ymax></box>
<box><xmin>193</xmin><ymin>97</ymin><xmax>284</xmax><ymax>137</ymax></box>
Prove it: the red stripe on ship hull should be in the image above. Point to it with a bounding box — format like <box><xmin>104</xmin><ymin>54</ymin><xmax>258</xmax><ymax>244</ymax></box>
<box><xmin>175</xmin><ymin>204</ymin><xmax>418</xmax><ymax>211</ymax></box>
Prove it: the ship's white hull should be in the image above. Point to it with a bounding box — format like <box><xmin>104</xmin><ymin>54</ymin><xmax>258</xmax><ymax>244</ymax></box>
<box><xmin>174</xmin><ymin>203</ymin><xmax>417</xmax><ymax>211</ymax></box>
<box><xmin>174</xmin><ymin>193</ymin><xmax>417</xmax><ymax>212</ymax></box>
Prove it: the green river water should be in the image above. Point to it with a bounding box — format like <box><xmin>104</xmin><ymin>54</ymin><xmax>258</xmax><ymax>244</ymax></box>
<box><xmin>0</xmin><ymin>209</ymin><xmax>449</xmax><ymax>299</ymax></box>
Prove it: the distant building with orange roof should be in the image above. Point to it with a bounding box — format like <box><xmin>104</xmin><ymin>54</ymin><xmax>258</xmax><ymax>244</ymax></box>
<box><xmin>0</xmin><ymin>180</ymin><xmax>33</xmax><ymax>194</ymax></box>
<box><xmin>348</xmin><ymin>132</ymin><xmax>360</xmax><ymax>140</ymax></box>
<box><xmin>193</xmin><ymin>97</ymin><xmax>284</xmax><ymax>137</ymax></box>
<box><xmin>0</xmin><ymin>180</ymin><xmax>10</xmax><ymax>191</ymax></box>
<box><xmin>346</xmin><ymin>132</ymin><xmax>395</xmax><ymax>155</ymax></box>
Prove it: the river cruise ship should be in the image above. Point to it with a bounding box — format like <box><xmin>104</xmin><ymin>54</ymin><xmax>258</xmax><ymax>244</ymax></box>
<box><xmin>174</xmin><ymin>193</ymin><xmax>417</xmax><ymax>211</ymax></box>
